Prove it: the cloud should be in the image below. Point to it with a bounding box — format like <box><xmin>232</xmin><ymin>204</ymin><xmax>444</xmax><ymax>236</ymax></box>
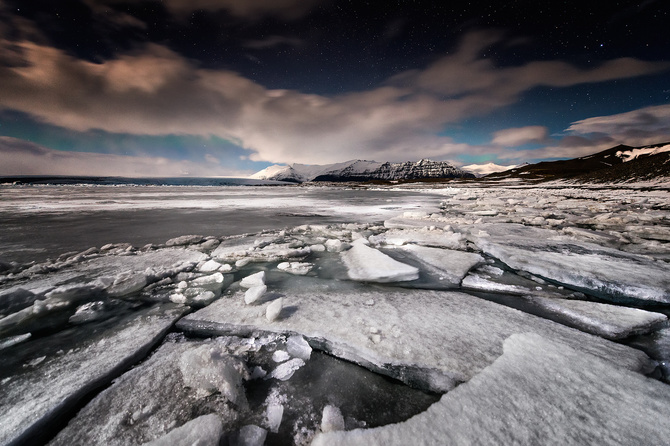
<box><xmin>0</xmin><ymin>137</ymin><xmax>247</xmax><ymax>177</ymax></box>
<box><xmin>566</xmin><ymin>104</ymin><xmax>670</xmax><ymax>136</ymax></box>
<box><xmin>0</xmin><ymin>32</ymin><xmax>667</xmax><ymax>166</ymax></box>
<box><xmin>499</xmin><ymin>104</ymin><xmax>670</xmax><ymax>160</ymax></box>
<box><xmin>491</xmin><ymin>126</ymin><xmax>548</xmax><ymax>146</ymax></box>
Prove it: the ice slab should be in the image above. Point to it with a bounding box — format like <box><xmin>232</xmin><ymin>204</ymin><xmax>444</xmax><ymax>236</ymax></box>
<box><xmin>0</xmin><ymin>304</ymin><xmax>187</xmax><ymax>446</ymax></box>
<box><xmin>177</xmin><ymin>285</ymin><xmax>652</xmax><ymax>393</ymax></box>
<box><xmin>341</xmin><ymin>244</ymin><xmax>419</xmax><ymax>283</ymax></box>
<box><xmin>240</xmin><ymin>271</ymin><xmax>266</xmax><ymax>289</ymax></box>
<box><xmin>400</xmin><ymin>245</ymin><xmax>483</xmax><ymax>286</ymax></box>
<box><xmin>470</xmin><ymin>223</ymin><xmax>670</xmax><ymax>304</ymax></box>
<box><xmin>370</xmin><ymin>228</ymin><xmax>464</xmax><ymax>249</ymax></box>
<box><xmin>529</xmin><ymin>296</ymin><xmax>667</xmax><ymax>340</ymax></box>
<box><xmin>142</xmin><ymin>413</ymin><xmax>223</xmax><ymax>446</ymax></box>
<box><xmin>312</xmin><ymin>333</ymin><xmax>670</xmax><ymax>446</ymax></box>
<box><xmin>49</xmin><ymin>338</ymin><xmax>246</xmax><ymax>446</ymax></box>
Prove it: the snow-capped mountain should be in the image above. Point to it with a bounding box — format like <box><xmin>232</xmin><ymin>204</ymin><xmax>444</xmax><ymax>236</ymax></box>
<box><xmin>250</xmin><ymin>159</ymin><xmax>474</xmax><ymax>183</ymax></box>
<box><xmin>462</xmin><ymin>162</ymin><xmax>519</xmax><ymax>177</ymax></box>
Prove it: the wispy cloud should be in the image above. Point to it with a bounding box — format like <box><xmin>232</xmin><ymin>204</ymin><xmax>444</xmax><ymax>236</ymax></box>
<box><xmin>500</xmin><ymin>104</ymin><xmax>670</xmax><ymax>160</ymax></box>
<box><xmin>0</xmin><ymin>32</ymin><xmax>667</xmax><ymax>166</ymax></box>
<box><xmin>491</xmin><ymin>126</ymin><xmax>548</xmax><ymax>146</ymax></box>
<box><xmin>0</xmin><ymin>137</ymin><xmax>248</xmax><ymax>177</ymax></box>
<box><xmin>243</xmin><ymin>35</ymin><xmax>304</xmax><ymax>49</ymax></box>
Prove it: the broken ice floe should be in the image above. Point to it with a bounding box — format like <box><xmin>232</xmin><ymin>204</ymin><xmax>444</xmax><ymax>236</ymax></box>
<box><xmin>312</xmin><ymin>333</ymin><xmax>670</xmax><ymax>446</ymax></box>
<box><xmin>0</xmin><ymin>304</ymin><xmax>186</xmax><ymax>446</ymax></box>
<box><xmin>178</xmin><ymin>284</ymin><xmax>652</xmax><ymax>393</ymax></box>
<box><xmin>340</xmin><ymin>244</ymin><xmax>419</xmax><ymax>283</ymax></box>
<box><xmin>469</xmin><ymin>223</ymin><xmax>670</xmax><ymax>304</ymax></box>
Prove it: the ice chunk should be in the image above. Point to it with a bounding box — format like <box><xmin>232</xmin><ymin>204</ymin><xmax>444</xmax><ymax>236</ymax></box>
<box><xmin>234</xmin><ymin>425</ymin><xmax>267</xmax><ymax>446</ymax></box>
<box><xmin>199</xmin><ymin>259</ymin><xmax>223</xmax><ymax>273</ymax></box>
<box><xmin>0</xmin><ymin>333</ymin><xmax>31</xmax><ymax>351</ymax></box>
<box><xmin>240</xmin><ymin>271</ymin><xmax>265</xmax><ymax>289</ymax></box>
<box><xmin>178</xmin><ymin>285</ymin><xmax>652</xmax><ymax>393</ymax></box>
<box><xmin>268</xmin><ymin>358</ymin><xmax>305</xmax><ymax>381</ymax></box>
<box><xmin>190</xmin><ymin>273</ymin><xmax>225</xmax><ymax>292</ymax></box>
<box><xmin>143</xmin><ymin>413</ymin><xmax>223</xmax><ymax>446</ymax></box>
<box><xmin>320</xmin><ymin>405</ymin><xmax>345</xmax><ymax>433</ymax></box>
<box><xmin>312</xmin><ymin>333</ymin><xmax>670</xmax><ymax>445</ymax></box>
<box><xmin>272</xmin><ymin>350</ymin><xmax>290</xmax><ymax>362</ymax></box>
<box><xmin>470</xmin><ymin>223</ymin><xmax>670</xmax><ymax>304</ymax></box>
<box><xmin>266</xmin><ymin>403</ymin><xmax>284</xmax><ymax>433</ymax></box>
<box><xmin>286</xmin><ymin>334</ymin><xmax>312</xmax><ymax>361</ymax></box>
<box><xmin>277</xmin><ymin>261</ymin><xmax>313</xmax><ymax>275</ymax></box>
<box><xmin>401</xmin><ymin>245</ymin><xmax>483</xmax><ymax>286</ymax></box>
<box><xmin>178</xmin><ymin>344</ymin><xmax>246</xmax><ymax>404</ymax></box>
<box><xmin>372</xmin><ymin>228</ymin><xmax>464</xmax><ymax>249</ymax></box>
<box><xmin>165</xmin><ymin>235</ymin><xmax>204</xmax><ymax>247</ymax></box>
<box><xmin>530</xmin><ymin>296</ymin><xmax>667</xmax><ymax>340</ymax></box>
<box><xmin>108</xmin><ymin>272</ymin><xmax>149</xmax><ymax>297</ymax></box>
<box><xmin>244</xmin><ymin>285</ymin><xmax>267</xmax><ymax>305</ymax></box>
<box><xmin>341</xmin><ymin>244</ymin><xmax>419</xmax><ymax>283</ymax></box>
<box><xmin>266</xmin><ymin>298</ymin><xmax>283</xmax><ymax>322</ymax></box>
<box><xmin>0</xmin><ymin>304</ymin><xmax>187</xmax><ymax>446</ymax></box>
<box><xmin>324</xmin><ymin>239</ymin><xmax>345</xmax><ymax>252</ymax></box>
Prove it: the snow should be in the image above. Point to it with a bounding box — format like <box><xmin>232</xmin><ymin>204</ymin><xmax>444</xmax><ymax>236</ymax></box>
<box><xmin>616</xmin><ymin>144</ymin><xmax>670</xmax><ymax>162</ymax></box>
<box><xmin>178</xmin><ymin>284</ymin><xmax>652</xmax><ymax>393</ymax></box>
<box><xmin>142</xmin><ymin>414</ymin><xmax>223</xmax><ymax>446</ymax></box>
<box><xmin>312</xmin><ymin>333</ymin><xmax>670</xmax><ymax>446</ymax></box>
<box><xmin>462</xmin><ymin>162</ymin><xmax>518</xmax><ymax>177</ymax></box>
<box><xmin>340</xmin><ymin>244</ymin><xmax>419</xmax><ymax>283</ymax></box>
<box><xmin>0</xmin><ymin>304</ymin><xmax>187</xmax><ymax>446</ymax></box>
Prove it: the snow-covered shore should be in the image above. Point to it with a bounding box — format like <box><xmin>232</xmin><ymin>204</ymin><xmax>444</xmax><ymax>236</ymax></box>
<box><xmin>1</xmin><ymin>183</ymin><xmax>669</xmax><ymax>445</ymax></box>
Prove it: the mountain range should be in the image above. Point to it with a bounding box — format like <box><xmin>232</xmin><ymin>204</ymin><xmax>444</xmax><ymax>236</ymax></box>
<box><xmin>249</xmin><ymin>142</ymin><xmax>670</xmax><ymax>184</ymax></box>
<box><xmin>250</xmin><ymin>159</ymin><xmax>475</xmax><ymax>183</ymax></box>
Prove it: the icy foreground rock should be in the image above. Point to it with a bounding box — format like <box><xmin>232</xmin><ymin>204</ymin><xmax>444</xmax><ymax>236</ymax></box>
<box><xmin>178</xmin><ymin>285</ymin><xmax>652</xmax><ymax>392</ymax></box>
<box><xmin>0</xmin><ymin>304</ymin><xmax>187</xmax><ymax>446</ymax></box>
<box><xmin>312</xmin><ymin>333</ymin><xmax>670</xmax><ymax>446</ymax></box>
<box><xmin>340</xmin><ymin>244</ymin><xmax>420</xmax><ymax>283</ymax></box>
<box><xmin>469</xmin><ymin>223</ymin><xmax>670</xmax><ymax>303</ymax></box>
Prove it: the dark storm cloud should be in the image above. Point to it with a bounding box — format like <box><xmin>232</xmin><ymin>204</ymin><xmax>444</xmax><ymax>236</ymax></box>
<box><xmin>0</xmin><ymin>31</ymin><xmax>667</xmax><ymax>165</ymax></box>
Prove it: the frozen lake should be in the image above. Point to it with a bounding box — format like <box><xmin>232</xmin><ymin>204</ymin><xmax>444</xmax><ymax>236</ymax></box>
<box><xmin>1</xmin><ymin>181</ymin><xmax>669</xmax><ymax>445</ymax></box>
<box><xmin>0</xmin><ymin>185</ymin><xmax>443</xmax><ymax>264</ymax></box>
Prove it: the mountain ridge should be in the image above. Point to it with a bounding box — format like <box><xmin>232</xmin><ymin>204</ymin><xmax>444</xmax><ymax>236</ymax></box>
<box><xmin>250</xmin><ymin>159</ymin><xmax>475</xmax><ymax>183</ymax></box>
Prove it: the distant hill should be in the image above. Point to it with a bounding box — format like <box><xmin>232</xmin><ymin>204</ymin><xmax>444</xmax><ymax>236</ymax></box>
<box><xmin>484</xmin><ymin>142</ymin><xmax>670</xmax><ymax>183</ymax></box>
<box><xmin>250</xmin><ymin>159</ymin><xmax>474</xmax><ymax>183</ymax></box>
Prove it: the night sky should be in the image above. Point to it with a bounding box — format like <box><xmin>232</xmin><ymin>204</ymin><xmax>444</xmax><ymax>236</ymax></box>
<box><xmin>0</xmin><ymin>0</ymin><xmax>669</xmax><ymax>177</ymax></box>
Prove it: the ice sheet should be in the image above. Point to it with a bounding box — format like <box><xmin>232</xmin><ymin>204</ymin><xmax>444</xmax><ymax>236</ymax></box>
<box><xmin>178</xmin><ymin>283</ymin><xmax>653</xmax><ymax>393</ymax></box>
<box><xmin>312</xmin><ymin>333</ymin><xmax>670</xmax><ymax>446</ymax></box>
